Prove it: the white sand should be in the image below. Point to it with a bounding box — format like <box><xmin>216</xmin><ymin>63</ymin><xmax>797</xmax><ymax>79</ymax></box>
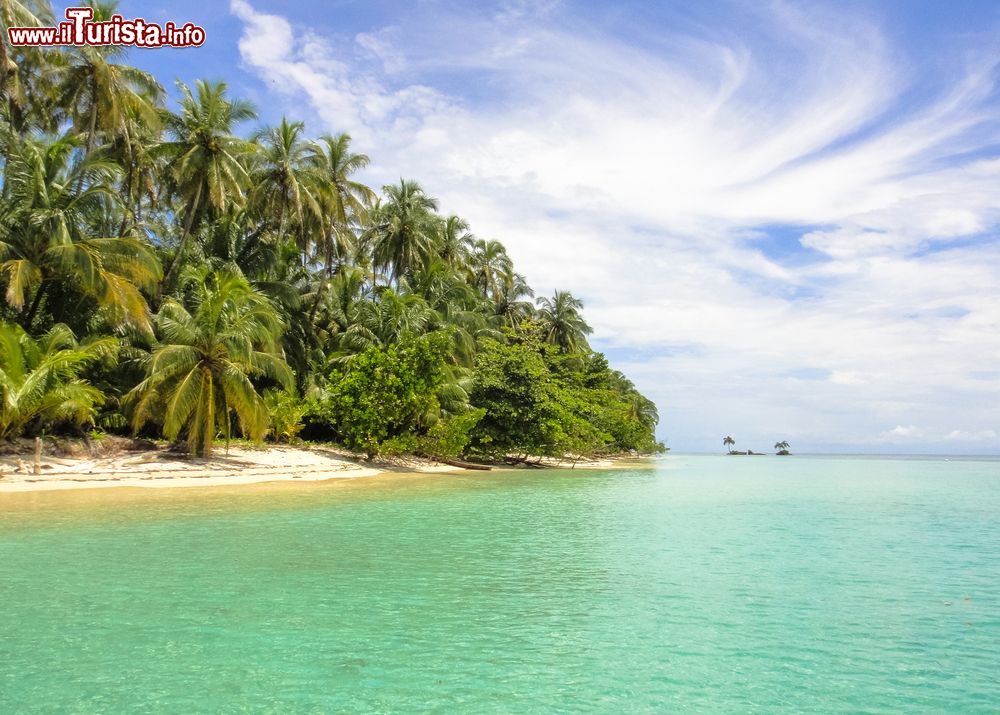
<box><xmin>0</xmin><ymin>445</ymin><xmax>462</xmax><ymax>493</ymax></box>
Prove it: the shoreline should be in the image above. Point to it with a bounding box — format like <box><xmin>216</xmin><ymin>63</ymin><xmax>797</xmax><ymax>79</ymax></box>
<box><xmin>0</xmin><ymin>444</ymin><xmax>624</xmax><ymax>494</ymax></box>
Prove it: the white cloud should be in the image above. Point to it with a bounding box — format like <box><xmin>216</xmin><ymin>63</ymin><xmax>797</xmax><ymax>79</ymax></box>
<box><xmin>944</xmin><ymin>429</ymin><xmax>998</xmax><ymax>442</ymax></box>
<box><xmin>229</xmin><ymin>1</ymin><xmax>1000</xmax><ymax>452</ymax></box>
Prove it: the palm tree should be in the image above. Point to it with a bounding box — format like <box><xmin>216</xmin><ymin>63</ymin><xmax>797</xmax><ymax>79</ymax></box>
<box><xmin>775</xmin><ymin>440</ymin><xmax>791</xmax><ymax>455</ymax></box>
<box><xmin>55</xmin><ymin>2</ymin><xmax>164</xmax><ymax>152</ymax></box>
<box><xmin>336</xmin><ymin>288</ymin><xmax>437</xmax><ymax>356</ymax></box>
<box><xmin>103</xmin><ymin>94</ymin><xmax>165</xmax><ymax>232</ymax></box>
<box><xmin>250</xmin><ymin>117</ymin><xmax>318</xmax><ymax>247</ymax></box>
<box><xmin>723</xmin><ymin>435</ymin><xmax>735</xmax><ymax>453</ymax></box>
<box><xmin>492</xmin><ymin>269</ymin><xmax>535</xmax><ymax>328</ymax></box>
<box><xmin>467</xmin><ymin>238</ymin><xmax>512</xmax><ymax>301</ymax></box>
<box><xmin>156</xmin><ymin>79</ymin><xmax>257</xmax><ymax>290</ymax></box>
<box><xmin>308</xmin><ymin>132</ymin><xmax>374</xmax><ymax>276</ymax></box>
<box><xmin>437</xmin><ymin>215</ymin><xmax>474</xmax><ymax>269</ymax></box>
<box><xmin>127</xmin><ymin>270</ymin><xmax>292</xmax><ymax>456</ymax></box>
<box><xmin>0</xmin><ymin>0</ymin><xmax>52</xmax><ymax>125</ymax></box>
<box><xmin>0</xmin><ymin>321</ymin><xmax>117</xmax><ymax>439</ymax></box>
<box><xmin>369</xmin><ymin>179</ymin><xmax>439</xmax><ymax>285</ymax></box>
<box><xmin>0</xmin><ymin>133</ymin><xmax>161</xmax><ymax>332</ymax></box>
<box><xmin>536</xmin><ymin>290</ymin><xmax>592</xmax><ymax>353</ymax></box>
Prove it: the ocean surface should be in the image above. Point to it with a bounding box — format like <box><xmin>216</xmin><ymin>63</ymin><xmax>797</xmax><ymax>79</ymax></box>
<box><xmin>1</xmin><ymin>455</ymin><xmax>998</xmax><ymax>713</ymax></box>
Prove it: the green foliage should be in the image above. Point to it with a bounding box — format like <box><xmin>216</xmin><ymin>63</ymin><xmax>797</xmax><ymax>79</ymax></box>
<box><xmin>0</xmin><ymin>321</ymin><xmax>117</xmax><ymax>439</ymax></box>
<box><xmin>310</xmin><ymin>332</ymin><xmax>451</xmax><ymax>457</ymax></box>
<box><xmin>468</xmin><ymin>331</ymin><xmax>566</xmax><ymax>458</ymax></box>
<box><xmin>418</xmin><ymin>408</ymin><xmax>486</xmax><ymax>459</ymax></box>
<box><xmin>265</xmin><ymin>389</ymin><xmax>308</xmax><ymax>444</ymax></box>
<box><xmin>468</xmin><ymin>326</ymin><xmax>661</xmax><ymax>459</ymax></box>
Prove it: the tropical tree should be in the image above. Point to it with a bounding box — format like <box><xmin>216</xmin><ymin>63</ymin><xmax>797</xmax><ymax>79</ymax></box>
<box><xmin>336</xmin><ymin>288</ymin><xmax>437</xmax><ymax>356</ymax></box>
<box><xmin>536</xmin><ymin>290</ymin><xmax>592</xmax><ymax>353</ymax></box>
<box><xmin>0</xmin><ymin>133</ymin><xmax>161</xmax><ymax>332</ymax></box>
<box><xmin>723</xmin><ymin>435</ymin><xmax>735</xmax><ymax>453</ymax></box>
<box><xmin>492</xmin><ymin>269</ymin><xmax>535</xmax><ymax>328</ymax></box>
<box><xmin>369</xmin><ymin>179</ymin><xmax>439</xmax><ymax>285</ymax></box>
<box><xmin>467</xmin><ymin>238</ymin><xmax>512</xmax><ymax>301</ymax></box>
<box><xmin>55</xmin><ymin>2</ymin><xmax>164</xmax><ymax>152</ymax></box>
<box><xmin>249</xmin><ymin>117</ymin><xmax>318</xmax><ymax>246</ymax></box>
<box><xmin>127</xmin><ymin>270</ymin><xmax>292</xmax><ymax>456</ymax></box>
<box><xmin>437</xmin><ymin>215</ymin><xmax>474</xmax><ymax>269</ymax></box>
<box><xmin>156</xmin><ymin>79</ymin><xmax>256</xmax><ymax>289</ymax></box>
<box><xmin>775</xmin><ymin>440</ymin><xmax>791</xmax><ymax>455</ymax></box>
<box><xmin>308</xmin><ymin>132</ymin><xmax>374</xmax><ymax>276</ymax></box>
<box><xmin>0</xmin><ymin>0</ymin><xmax>52</xmax><ymax>125</ymax></box>
<box><xmin>0</xmin><ymin>321</ymin><xmax>117</xmax><ymax>439</ymax></box>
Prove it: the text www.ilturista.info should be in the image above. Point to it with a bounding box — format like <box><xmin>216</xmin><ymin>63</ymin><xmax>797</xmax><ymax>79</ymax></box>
<box><xmin>7</xmin><ymin>7</ymin><xmax>205</xmax><ymax>48</ymax></box>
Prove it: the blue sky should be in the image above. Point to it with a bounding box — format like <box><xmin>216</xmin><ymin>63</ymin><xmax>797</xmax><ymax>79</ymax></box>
<box><xmin>111</xmin><ymin>0</ymin><xmax>1000</xmax><ymax>453</ymax></box>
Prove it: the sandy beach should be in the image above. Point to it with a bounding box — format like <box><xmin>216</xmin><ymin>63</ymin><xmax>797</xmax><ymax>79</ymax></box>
<box><xmin>0</xmin><ymin>445</ymin><xmax>469</xmax><ymax>493</ymax></box>
<box><xmin>0</xmin><ymin>443</ymin><xmax>622</xmax><ymax>493</ymax></box>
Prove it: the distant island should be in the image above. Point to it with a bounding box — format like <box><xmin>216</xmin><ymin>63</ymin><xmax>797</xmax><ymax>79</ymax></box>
<box><xmin>722</xmin><ymin>436</ymin><xmax>792</xmax><ymax>455</ymax></box>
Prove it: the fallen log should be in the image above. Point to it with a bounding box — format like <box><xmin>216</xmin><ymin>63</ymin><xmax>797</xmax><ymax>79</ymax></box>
<box><xmin>434</xmin><ymin>456</ymin><xmax>492</xmax><ymax>471</ymax></box>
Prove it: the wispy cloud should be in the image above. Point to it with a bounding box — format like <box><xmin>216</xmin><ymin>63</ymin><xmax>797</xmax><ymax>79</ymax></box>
<box><xmin>230</xmin><ymin>0</ymin><xmax>1000</xmax><ymax>452</ymax></box>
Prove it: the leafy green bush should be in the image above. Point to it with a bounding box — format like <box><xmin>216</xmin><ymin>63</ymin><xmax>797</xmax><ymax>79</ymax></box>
<box><xmin>264</xmin><ymin>390</ymin><xmax>308</xmax><ymax>444</ymax></box>
<box><xmin>311</xmin><ymin>332</ymin><xmax>451</xmax><ymax>457</ymax></box>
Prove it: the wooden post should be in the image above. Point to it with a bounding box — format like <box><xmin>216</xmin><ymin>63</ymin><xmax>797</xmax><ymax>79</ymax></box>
<box><xmin>34</xmin><ymin>437</ymin><xmax>42</xmax><ymax>475</ymax></box>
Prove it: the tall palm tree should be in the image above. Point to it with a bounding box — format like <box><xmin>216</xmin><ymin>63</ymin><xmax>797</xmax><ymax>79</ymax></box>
<box><xmin>127</xmin><ymin>270</ymin><xmax>292</xmax><ymax>456</ymax></box>
<box><xmin>536</xmin><ymin>290</ymin><xmax>592</xmax><ymax>353</ymax></box>
<box><xmin>437</xmin><ymin>215</ymin><xmax>474</xmax><ymax>269</ymax></box>
<box><xmin>723</xmin><ymin>435</ymin><xmax>735</xmax><ymax>453</ymax></box>
<box><xmin>156</xmin><ymin>79</ymin><xmax>257</xmax><ymax>290</ymax></box>
<box><xmin>492</xmin><ymin>269</ymin><xmax>535</xmax><ymax>328</ymax></box>
<box><xmin>774</xmin><ymin>440</ymin><xmax>791</xmax><ymax>455</ymax></box>
<box><xmin>0</xmin><ymin>133</ymin><xmax>161</xmax><ymax>332</ymax></box>
<box><xmin>369</xmin><ymin>179</ymin><xmax>439</xmax><ymax>285</ymax></box>
<box><xmin>55</xmin><ymin>2</ymin><xmax>164</xmax><ymax>152</ymax></box>
<box><xmin>308</xmin><ymin>132</ymin><xmax>374</xmax><ymax>276</ymax></box>
<box><xmin>0</xmin><ymin>0</ymin><xmax>52</xmax><ymax>125</ymax></box>
<box><xmin>250</xmin><ymin>117</ymin><xmax>318</xmax><ymax>247</ymax></box>
<box><xmin>102</xmin><ymin>91</ymin><xmax>165</xmax><ymax>232</ymax></box>
<box><xmin>467</xmin><ymin>238</ymin><xmax>512</xmax><ymax>302</ymax></box>
<box><xmin>0</xmin><ymin>320</ymin><xmax>117</xmax><ymax>439</ymax></box>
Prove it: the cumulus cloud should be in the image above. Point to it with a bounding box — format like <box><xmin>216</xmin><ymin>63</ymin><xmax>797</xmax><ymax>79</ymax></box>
<box><xmin>229</xmin><ymin>0</ymin><xmax>1000</xmax><ymax>452</ymax></box>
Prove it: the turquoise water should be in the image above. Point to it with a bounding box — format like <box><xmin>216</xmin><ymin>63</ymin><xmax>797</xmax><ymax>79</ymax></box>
<box><xmin>1</xmin><ymin>455</ymin><xmax>998</xmax><ymax>713</ymax></box>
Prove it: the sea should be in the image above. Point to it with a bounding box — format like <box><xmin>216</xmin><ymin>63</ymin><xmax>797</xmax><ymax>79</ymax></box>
<box><xmin>1</xmin><ymin>454</ymin><xmax>997</xmax><ymax>713</ymax></box>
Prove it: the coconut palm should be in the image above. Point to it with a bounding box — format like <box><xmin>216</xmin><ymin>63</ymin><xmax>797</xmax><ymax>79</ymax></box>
<box><xmin>308</xmin><ymin>132</ymin><xmax>374</xmax><ymax>276</ymax></box>
<box><xmin>156</xmin><ymin>79</ymin><xmax>257</xmax><ymax>289</ymax></box>
<box><xmin>0</xmin><ymin>133</ymin><xmax>161</xmax><ymax>332</ymax></box>
<box><xmin>0</xmin><ymin>320</ymin><xmax>117</xmax><ymax>439</ymax></box>
<box><xmin>723</xmin><ymin>435</ymin><xmax>735</xmax><ymax>453</ymax></box>
<box><xmin>437</xmin><ymin>215</ymin><xmax>474</xmax><ymax>269</ymax></box>
<box><xmin>369</xmin><ymin>179</ymin><xmax>439</xmax><ymax>285</ymax></box>
<box><xmin>336</xmin><ymin>288</ymin><xmax>437</xmax><ymax>356</ymax></box>
<box><xmin>774</xmin><ymin>440</ymin><xmax>791</xmax><ymax>455</ymax></box>
<box><xmin>55</xmin><ymin>2</ymin><xmax>164</xmax><ymax>152</ymax></box>
<box><xmin>492</xmin><ymin>269</ymin><xmax>535</xmax><ymax>328</ymax></box>
<box><xmin>249</xmin><ymin>117</ymin><xmax>319</xmax><ymax>247</ymax></box>
<box><xmin>127</xmin><ymin>270</ymin><xmax>292</xmax><ymax>456</ymax></box>
<box><xmin>0</xmin><ymin>0</ymin><xmax>52</xmax><ymax>125</ymax></box>
<box><xmin>467</xmin><ymin>238</ymin><xmax>512</xmax><ymax>301</ymax></box>
<box><xmin>536</xmin><ymin>290</ymin><xmax>592</xmax><ymax>353</ymax></box>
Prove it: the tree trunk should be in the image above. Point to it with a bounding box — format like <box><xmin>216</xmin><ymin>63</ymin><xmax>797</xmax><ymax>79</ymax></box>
<box><xmin>22</xmin><ymin>281</ymin><xmax>48</xmax><ymax>330</ymax></box>
<box><xmin>159</xmin><ymin>182</ymin><xmax>203</xmax><ymax>295</ymax></box>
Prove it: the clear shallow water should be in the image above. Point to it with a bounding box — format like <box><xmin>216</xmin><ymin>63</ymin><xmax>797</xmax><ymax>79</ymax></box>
<box><xmin>1</xmin><ymin>455</ymin><xmax>998</xmax><ymax>713</ymax></box>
